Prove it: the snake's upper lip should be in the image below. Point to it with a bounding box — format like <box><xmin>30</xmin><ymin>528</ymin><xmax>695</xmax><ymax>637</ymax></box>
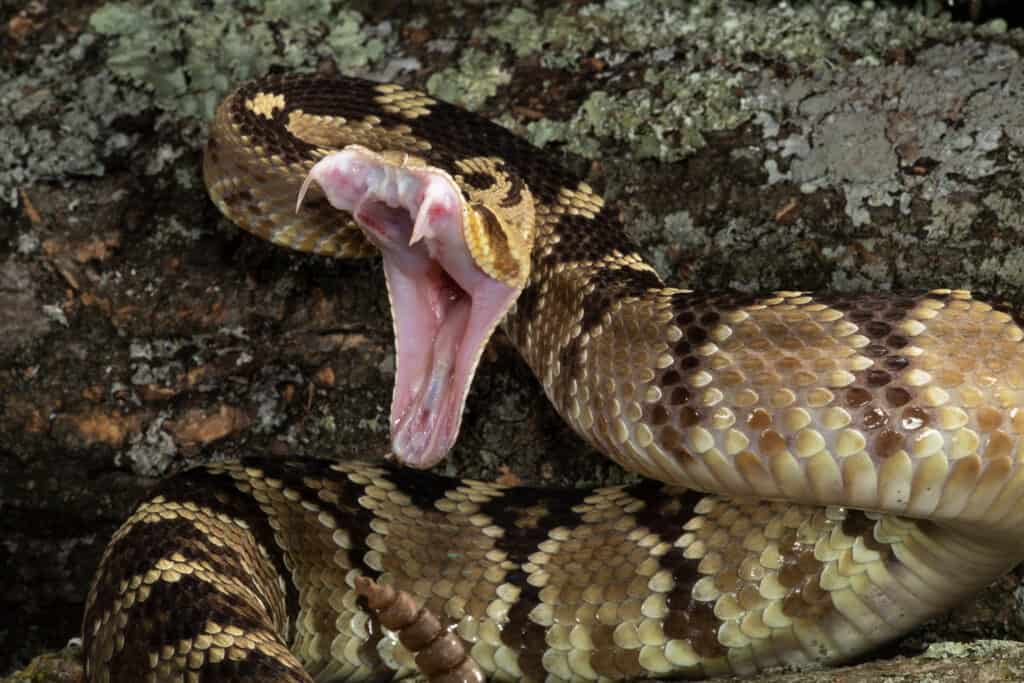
<box><xmin>298</xmin><ymin>147</ymin><xmax>519</xmax><ymax>468</ymax></box>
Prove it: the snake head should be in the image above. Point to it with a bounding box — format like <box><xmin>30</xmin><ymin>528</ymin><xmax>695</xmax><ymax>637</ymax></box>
<box><xmin>298</xmin><ymin>145</ymin><xmax>531</xmax><ymax>468</ymax></box>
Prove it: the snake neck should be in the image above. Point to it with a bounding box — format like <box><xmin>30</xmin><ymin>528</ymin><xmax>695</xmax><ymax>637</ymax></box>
<box><xmin>501</xmin><ymin>184</ymin><xmax>1024</xmax><ymax>543</ymax></box>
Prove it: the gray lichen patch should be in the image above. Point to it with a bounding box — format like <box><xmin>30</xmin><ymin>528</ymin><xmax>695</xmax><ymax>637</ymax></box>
<box><xmin>122</xmin><ymin>411</ymin><xmax>177</xmax><ymax>477</ymax></box>
<box><xmin>922</xmin><ymin>638</ymin><xmax>1024</xmax><ymax>660</ymax></box>
<box><xmin>0</xmin><ymin>1</ymin><xmax>399</xmax><ymax>212</ymax></box>
<box><xmin>0</xmin><ymin>33</ymin><xmax>148</xmax><ymax>207</ymax></box>
<box><xmin>753</xmin><ymin>40</ymin><xmax>1024</xmax><ymax>229</ymax></box>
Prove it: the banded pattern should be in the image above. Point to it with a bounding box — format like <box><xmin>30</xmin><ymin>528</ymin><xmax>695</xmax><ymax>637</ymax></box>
<box><xmin>525</xmin><ymin>284</ymin><xmax>1024</xmax><ymax>525</ymax></box>
<box><xmin>84</xmin><ymin>74</ymin><xmax>1024</xmax><ymax>682</ymax></box>
<box><xmin>84</xmin><ymin>458</ymin><xmax>1015</xmax><ymax>682</ymax></box>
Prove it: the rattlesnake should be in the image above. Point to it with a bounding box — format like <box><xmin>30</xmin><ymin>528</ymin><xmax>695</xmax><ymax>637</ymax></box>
<box><xmin>82</xmin><ymin>74</ymin><xmax>1024</xmax><ymax>682</ymax></box>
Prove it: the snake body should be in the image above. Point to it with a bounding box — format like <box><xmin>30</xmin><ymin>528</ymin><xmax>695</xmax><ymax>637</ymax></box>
<box><xmin>83</xmin><ymin>75</ymin><xmax>1024</xmax><ymax>682</ymax></box>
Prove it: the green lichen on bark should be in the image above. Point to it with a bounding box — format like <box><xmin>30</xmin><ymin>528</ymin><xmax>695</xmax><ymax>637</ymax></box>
<box><xmin>425</xmin><ymin>48</ymin><xmax>511</xmax><ymax>111</ymax></box>
<box><xmin>88</xmin><ymin>1</ymin><xmax>393</xmax><ymax>120</ymax></box>
<box><xmin>463</xmin><ymin>1</ymin><xmax>994</xmax><ymax>162</ymax></box>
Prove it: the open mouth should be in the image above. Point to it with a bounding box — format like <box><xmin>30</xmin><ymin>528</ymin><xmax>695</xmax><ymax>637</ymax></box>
<box><xmin>297</xmin><ymin>146</ymin><xmax>520</xmax><ymax>468</ymax></box>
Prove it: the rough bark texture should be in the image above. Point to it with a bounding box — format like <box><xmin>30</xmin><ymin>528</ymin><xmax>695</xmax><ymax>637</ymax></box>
<box><xmin>2</xmin><ymin>0</ymin><xmax>1024</xmax><ymax>681</ymax></box>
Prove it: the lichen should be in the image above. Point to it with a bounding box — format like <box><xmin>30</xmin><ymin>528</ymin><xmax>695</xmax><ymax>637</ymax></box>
<box><xmin>0</xmin><ymin>260</ymin><xmax>52</xmax><ymax>353</ymax></box>
<box><xmin>0</xmin><ymin>33</ymin><xmax>148</xmax><ymax>207</ymax></box>
<box><xmin>481</xmin><ymin>7</ymin><xmax>546</xmax><ymax>59</ymax></box>
<box><xmin>122</xmin><ymin>413</ymin><xmax>177</xmax><ymax>477</ymax></box>
<box><xmin>2</xmin><ymin>1</ymin><xmax>396</xmax><ymax>210</ymax></box>
<box><xmin>425</xmin><ymin>49</ymin><xmax>511</xmax><ymax>111</ymax></box>
<box><xmin>474</xmin><ymin>0</ymin><xmax>988</xmax><ymax>163</ymax></box>
<box><xmin>750</xmin><ymin>39</ymin><xmax>1023</xmax><ymax>233</ymax></box>
<box><xmin>922</xmin><ymin>639</ymin><xmax>1024</xmax><ymax>660</ymax></box>
<box><xmin>977</xmin><ymin>247</ymin><xmax>1024</xmax><ymax>289</ymax></box>
<box><xmin>629</xmin><ymin>209</ymin><xmax>702</xmax><ymax>277</ymax></box>
<box><xmin>89</xmin><ymin>1</ymin><xmax>394</xmax><ymax>121</ymax></box>
<box><xmin>523</xmin><ymin>65</ymin><xmax>747</xmax><ymax>162</ymax></box>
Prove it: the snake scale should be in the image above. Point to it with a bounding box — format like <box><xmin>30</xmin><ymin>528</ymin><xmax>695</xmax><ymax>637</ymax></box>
<box><xmin>83</xmin><ymin>74</ymin><xmax>1024</xmax><ymax>682</ymax></box>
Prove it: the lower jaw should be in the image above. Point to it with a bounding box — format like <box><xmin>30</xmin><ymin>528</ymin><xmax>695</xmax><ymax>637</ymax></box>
<box><xmin>385</xmin><ymin>262</ymin><xmax>475</xmax><ymax>468</ymax></box>
<box><xmin>297</xmin><ymin>146</ymin><xmax>519</xmax><ymax>468</ymax></box>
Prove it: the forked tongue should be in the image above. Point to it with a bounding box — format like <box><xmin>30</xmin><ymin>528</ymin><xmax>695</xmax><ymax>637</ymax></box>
<box><xmin>297</xmin><ymin>146</ymin><xmax>520</xmax><ymax>468</ymax></box>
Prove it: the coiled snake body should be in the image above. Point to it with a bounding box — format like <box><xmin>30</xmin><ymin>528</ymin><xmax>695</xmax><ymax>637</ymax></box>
<box><xmin>83</xmin><ymin>75</ymin><xmax>1024</xmax><ymax>682</ymax></box>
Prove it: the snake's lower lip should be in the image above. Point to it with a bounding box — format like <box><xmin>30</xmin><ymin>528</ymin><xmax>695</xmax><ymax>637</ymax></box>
<box><xmin>299</xmin><ymin>147</ymin><xmax>519</xmax><ymax>468</ymax></box>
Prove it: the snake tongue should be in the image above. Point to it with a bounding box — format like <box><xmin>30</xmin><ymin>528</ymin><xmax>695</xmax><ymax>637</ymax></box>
<box><xmin>300</xmin><ymin>147</ymin><xmax>519</xmax><ymax>468</ymax></box>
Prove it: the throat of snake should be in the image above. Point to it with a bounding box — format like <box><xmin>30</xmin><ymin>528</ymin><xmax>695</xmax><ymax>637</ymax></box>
<box><xmin>298</xmin><ymin>146</ymin><xmax>520</xmax><ymax>468</ymax></box>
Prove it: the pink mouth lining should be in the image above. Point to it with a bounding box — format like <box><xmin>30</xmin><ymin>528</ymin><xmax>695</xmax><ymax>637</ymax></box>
<box><xmin>297</xmin><ymin>147</ymin><xmax>519</xmax><ymax>468</ymax></box>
